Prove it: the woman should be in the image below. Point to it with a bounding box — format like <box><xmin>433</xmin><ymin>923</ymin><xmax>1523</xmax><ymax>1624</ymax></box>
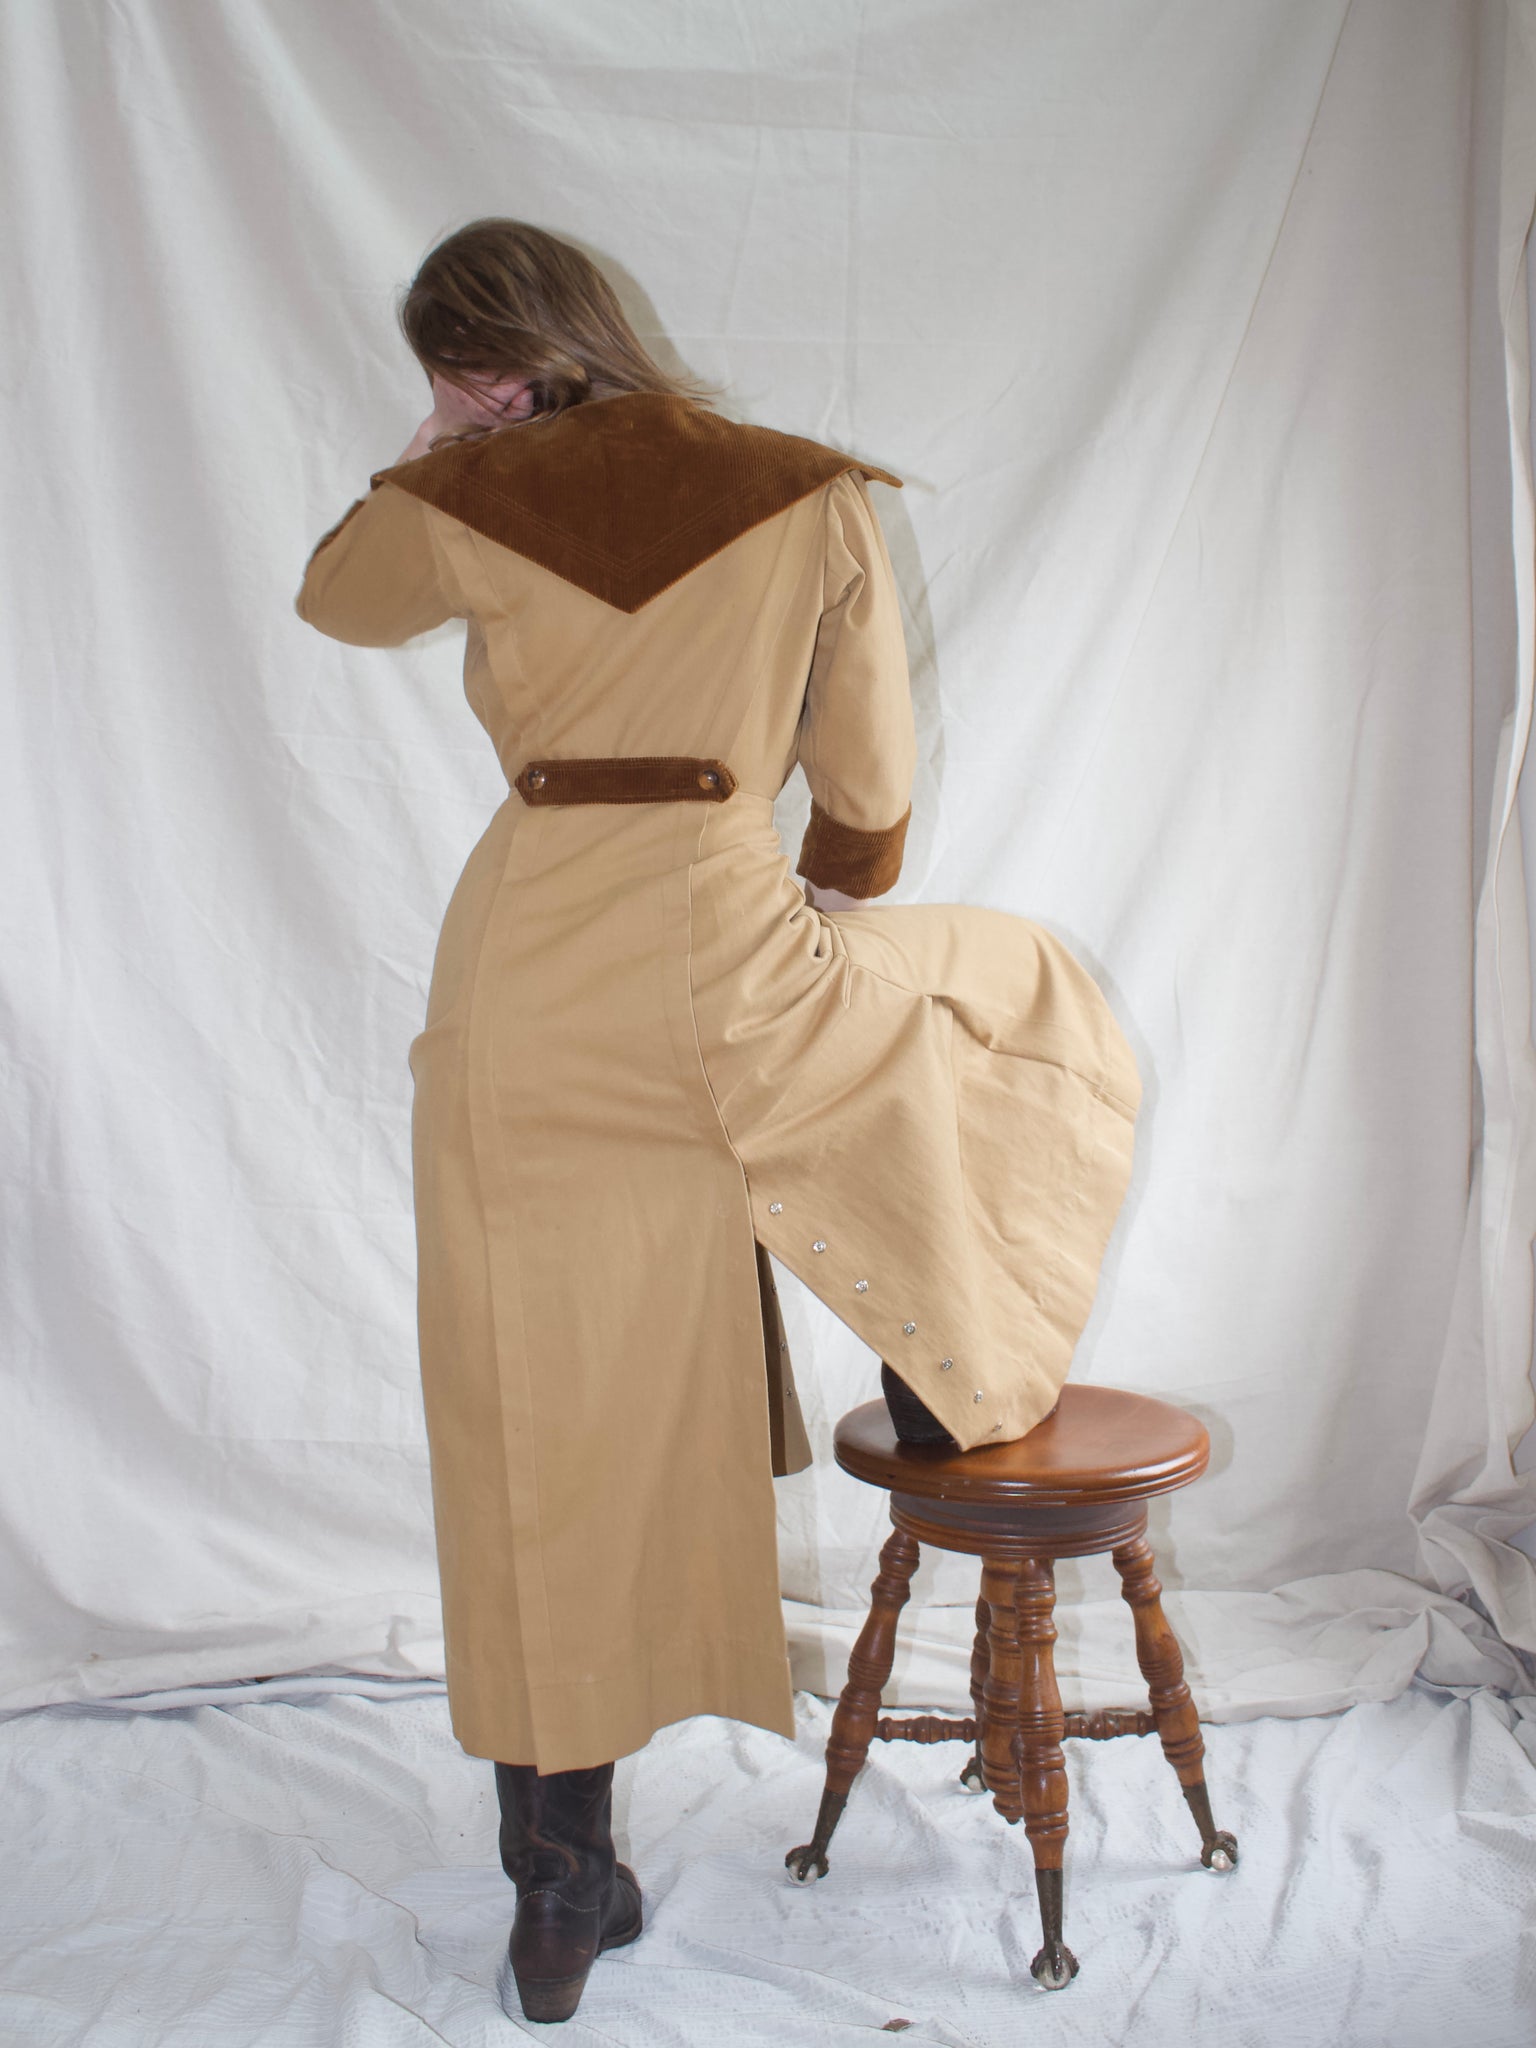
<box><xmin>296</xmin><ymin>219</ymin><xmax>1141</xmax><ymax>2024</ymax></box>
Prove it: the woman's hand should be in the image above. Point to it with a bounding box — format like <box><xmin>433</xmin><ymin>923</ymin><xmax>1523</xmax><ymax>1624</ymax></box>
<box><xmin>393</xmin><ymin>372</ymin><xmax>538</xmax><ymax>465</ymax></box>
<box><xmin>395</xmin><ymin>413</ymin><xmax>449</xmax><ymax>464</ymax></box>
<box><xmin>804</xmin><ymin>881</ymin><xmax>878</xmax><ymax>914</ymax></box>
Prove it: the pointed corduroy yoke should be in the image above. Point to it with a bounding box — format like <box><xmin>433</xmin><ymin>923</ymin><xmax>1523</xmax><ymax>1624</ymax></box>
<box><xmin>373</xmin><ymin>391</ymin><xmax>902</xmax><ymax>612</ymax></box>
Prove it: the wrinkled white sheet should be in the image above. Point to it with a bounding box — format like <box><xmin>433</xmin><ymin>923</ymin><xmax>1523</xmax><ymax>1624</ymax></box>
<box><xmin>2</xmin><ymin>1687</ymin><xmax>1533</xmax><ymax>2047</ymax></box>
<box><xmin>3</xmin><ymin>0</ymin><xmax>1536</xmax><ymax>1735</ymax></box>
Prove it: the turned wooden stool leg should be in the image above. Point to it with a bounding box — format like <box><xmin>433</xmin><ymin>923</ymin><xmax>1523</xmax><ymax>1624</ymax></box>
<box><xmin>1112</xmin><ymin>1533</ymin><xmax>1238</xmax><ymax>1872</ymax></box>
<box><xmin>785</xmin><ymin>1521</ymin><xmax>921</xmax><ymax>1882</ymax></box>
<box><xmin>1015</xmin><ymin>1556</ymin><xmax>1079</xmax><ymax>1989</ymax></box>
<box><xmin>959</xmin><ymin>1592</ymin><xmax>990</xmax><ymax>1792</ymax></box>
<box><xmin>979</xmin><ymin>1558</ymin><xmax>1025</xmax><ymax>1822</ymax></box>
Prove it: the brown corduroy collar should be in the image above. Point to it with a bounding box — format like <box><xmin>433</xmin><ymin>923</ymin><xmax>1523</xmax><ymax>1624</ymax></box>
<box><xmin>370</xmin><ymin>391</ymin><xmax>901</xmax><ymax>613</ymax></box>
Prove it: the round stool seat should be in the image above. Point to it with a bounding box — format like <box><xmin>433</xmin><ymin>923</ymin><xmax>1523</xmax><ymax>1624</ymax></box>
<box><xmin>833</xmin><ymin>1384</ymin><xmax>1209</xmax><ymax>1508</ymax></box>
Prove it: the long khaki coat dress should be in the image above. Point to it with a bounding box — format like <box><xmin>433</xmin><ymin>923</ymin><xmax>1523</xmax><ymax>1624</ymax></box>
<box><xmin>297</xmin><ymin>393</ymin><xmax>1142</xmax><ymax>1773</ymax></box>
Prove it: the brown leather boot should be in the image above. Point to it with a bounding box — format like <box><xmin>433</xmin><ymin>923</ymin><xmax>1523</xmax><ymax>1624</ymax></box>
<box><xmin>493</xmin><ymin>1759</ymin><xmax>644</xmax><ymax>2024</ymax></box>
<box><xmin>880</xmin><ymin>1362</ymin><xmax>1059</xmax><ymax>1447</ymax></box>
<box><xmin>881</xmin><ymin>1360</ymin><xmax>960</xmax><ymax>1447</ymax></box>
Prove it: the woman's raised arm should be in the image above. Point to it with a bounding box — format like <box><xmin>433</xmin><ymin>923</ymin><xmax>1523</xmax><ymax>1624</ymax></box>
<box><xmin>295</xmin><ymin>476</ymin><xmax>457</xmax><ymax>648</ymax></box>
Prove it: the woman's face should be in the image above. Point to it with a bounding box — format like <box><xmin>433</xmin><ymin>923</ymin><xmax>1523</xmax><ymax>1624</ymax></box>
<box><xmin>430</xmin><ymin>371</ymin><xmax>535</xmax><ymax>429</ymax></box>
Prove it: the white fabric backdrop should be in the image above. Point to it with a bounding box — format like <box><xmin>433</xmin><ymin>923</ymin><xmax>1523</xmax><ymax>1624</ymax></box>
<box><xmin>4</xmin><ymin>0</ymin><xmax>1536</xmax><ymax>1721</ymax></box>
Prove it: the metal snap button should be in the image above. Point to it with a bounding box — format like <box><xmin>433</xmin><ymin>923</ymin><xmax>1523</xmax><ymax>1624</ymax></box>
<box><xmin>698</xmin><ymin>768</ymin><xmax>720</xmax><ymax>790</ymax></box>
<box><xmin>527</xmin><ymin>768</ymin><xmax>547</xmax><ymax>790</ymax></box>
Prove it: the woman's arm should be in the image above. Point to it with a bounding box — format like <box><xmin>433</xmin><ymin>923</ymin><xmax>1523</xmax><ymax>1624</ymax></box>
<box><xmin>295</xmin><ymin>477</ymin><xmax>456</xmax><ymax>647</ymax></box>
<box><xmin>297</xmin><ymin>376</ymin><xmax>535</xmax><ymax>645</ymax></box>
<box><xmin>794</xmin><ymin>472</ymin><xmax>916</xmax><ymax>904</ymax></box>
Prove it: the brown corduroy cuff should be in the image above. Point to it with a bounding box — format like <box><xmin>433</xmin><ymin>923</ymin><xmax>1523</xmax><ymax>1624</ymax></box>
<box><xmin>795</xmin><ymin>798</ymin><xmax>911</xmax><ymax>899</ymax></box>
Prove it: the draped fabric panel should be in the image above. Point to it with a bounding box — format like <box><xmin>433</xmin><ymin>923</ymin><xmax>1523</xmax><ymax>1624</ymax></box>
<box><xmin>2</xmin><ymin>0</ymin><xmax>1534</xmax><ymax>1719</ymax></box>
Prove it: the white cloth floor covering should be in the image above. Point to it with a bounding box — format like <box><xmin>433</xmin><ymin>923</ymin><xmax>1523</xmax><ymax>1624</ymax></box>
<box><xmin>2</xmin><ymin>1685</ymin><xmax>1532</xmax><ymax>2047</ymax></box>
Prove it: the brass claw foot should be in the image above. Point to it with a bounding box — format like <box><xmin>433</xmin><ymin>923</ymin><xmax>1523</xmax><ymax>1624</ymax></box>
<box><xmin>784</xmin><ymin>1783</ymin><xmax>846</xmax><ymax>1883</ymax></box>
<box><xmin>1183</xmin><ymin>1782</ymin><xmax>1239</xmax><ymax>1872</ymax></box>
<box><xmin>1029</xmin><ymin>1940</ymin><xmax>1080</xmax><ymax>1991</ymax></box>
<box><xmin>1202</xmin><ymin>1829</ymin><xmax>1239</xmax><ymax>1873</ymax></box>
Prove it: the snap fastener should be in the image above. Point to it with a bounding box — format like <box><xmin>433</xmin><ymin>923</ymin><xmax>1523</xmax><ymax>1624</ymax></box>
<box><xmin>527</xmin><ymin>768</ymin><xmax>547</xmax><ymax>790</ymax></box>
<box><xmin>812</xmin><ymin>1240</ymin><xmax>827</xmax><ymax>1253</ymax></box>
<box><xmin>854</xmin><ymin>1279</ymin><xmax>868</xmax><ymax>1293</ymax></box>
<box><xmin>697</xmin><ymin>768</ymin><xmax>720</xmax><ymax>790</ymax></box>
<box><xmin>769</xmin><ymin>1202</ymin><xmax>783</xmax><ymax>1214</ymax></box>
<box><xmin>902</xmin><ymin>1321</ymin><xmax>916</xmax><ymax>1335</ymax></box>
<box><xmin>973</xmin><ymin>1390</ymin><xmax>984</xmax><ymax>1403</ymax></box>
<box><xmin>940</xmin><ymin>1357</ymin><xmax>953</xmax><ymax>1371</ymax></box>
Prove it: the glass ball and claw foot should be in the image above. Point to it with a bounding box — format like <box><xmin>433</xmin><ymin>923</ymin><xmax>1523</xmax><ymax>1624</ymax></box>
<box><xmin>784</xmin><ymin>1387</ymin><xmax>1240</xmax><ymax>1993</ymax></box>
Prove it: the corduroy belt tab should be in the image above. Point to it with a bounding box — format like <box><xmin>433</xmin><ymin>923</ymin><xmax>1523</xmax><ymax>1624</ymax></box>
<box><xmin>514</xmin><ymin>756</ymin><xmax>739</xmax><ymax>805</ymax></box>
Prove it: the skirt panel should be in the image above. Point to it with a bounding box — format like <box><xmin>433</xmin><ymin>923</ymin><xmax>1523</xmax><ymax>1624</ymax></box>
<box><xmin>686</xmin><ymin>808</ymin><xmax>1141</xmax><ymax>1449</ymax></box>
<box><xmin>409</xmin><ymin>800</ymin><xmax>797</xmax><ymax>1769</ymax></box>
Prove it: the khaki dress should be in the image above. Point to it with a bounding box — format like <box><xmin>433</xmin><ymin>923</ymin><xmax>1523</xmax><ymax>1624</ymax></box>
<box><xmin>297</xmin><ymin>393</ymin><xmax>1141</xmax><ymax>1773</ymax></box>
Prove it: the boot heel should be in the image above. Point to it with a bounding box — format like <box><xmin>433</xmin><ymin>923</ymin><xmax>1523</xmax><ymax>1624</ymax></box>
<box><xmin>495</xmin><ymin>1946</ymin><xmax>589</xmax><ymax>2024</ymax></box>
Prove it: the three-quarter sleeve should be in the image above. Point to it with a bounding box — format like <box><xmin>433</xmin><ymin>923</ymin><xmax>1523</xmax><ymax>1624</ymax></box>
<box><xmin>295</xmin><ymin>477</ymin><xmax>457</xmax><ymax>647</ymax></box>
<box><xmin>793</xmin><ymin>471</ymin><xmax>916</xmax><ymax>899</ymax></box>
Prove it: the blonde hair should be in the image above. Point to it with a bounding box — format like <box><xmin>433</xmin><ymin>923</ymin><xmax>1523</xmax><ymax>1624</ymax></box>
<box><xmin>399</xmin><ymin>218</ymin><xmax>710</xmax><ymax>426</ymax></box>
